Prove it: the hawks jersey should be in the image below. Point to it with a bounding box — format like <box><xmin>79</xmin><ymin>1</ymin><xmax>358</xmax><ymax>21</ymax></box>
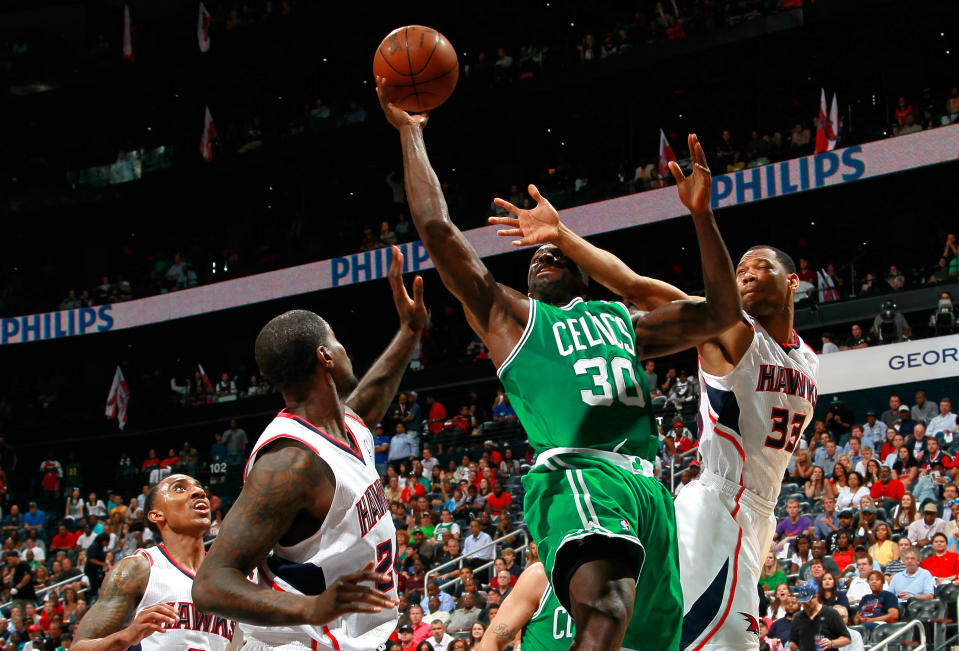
<box><xmin>498</xmin><ymin>297</ymin><xmax>658</xmax><ymax>461</ymax></box>
<box><xmin>133</xmin><ymin>545</ymin><xmax>237</xmax><ymax>651</ymax></box>
<box><xmin>240</xmin><ymin>410</ymin><xmax>398</xmax><ymax>650</ymax></box>
<box><xmin>698</xmin><ymin>314</ymin><xmax>819</xmax><ymax>503</ymax></box>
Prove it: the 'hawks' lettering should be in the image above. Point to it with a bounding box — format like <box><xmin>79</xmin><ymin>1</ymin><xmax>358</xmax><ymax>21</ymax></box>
<box><xmin>161</xmin><ymin>602</ymin><xmax>236</xmax><ymax>640</ymax></box>
<box><xmin>755</xmin><ymin>364</ymin><xmax>818</xmax><ymax>406</ymax></box>
<box><xmin>355</xmin><ymin>479</ymin><xmax>390</xmax><ymax>537</ymax></box>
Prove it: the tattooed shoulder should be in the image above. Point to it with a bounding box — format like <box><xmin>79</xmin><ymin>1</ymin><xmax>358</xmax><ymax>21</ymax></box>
<box><xmin>75</xmin><ymin>554</ymin><xmax>150</xmax><ymax>639</ymax></box>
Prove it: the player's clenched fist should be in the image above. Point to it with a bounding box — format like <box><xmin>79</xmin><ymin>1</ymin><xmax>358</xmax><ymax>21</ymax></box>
<box><xmin>306</xmin><ymin>563</ymin><xmax>398</xmax><ymax>626</ymax></box>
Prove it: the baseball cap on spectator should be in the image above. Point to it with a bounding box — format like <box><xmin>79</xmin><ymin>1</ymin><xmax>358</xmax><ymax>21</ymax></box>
<box><xmin>793</xmin><ymin>584</ymin><xmax>817</xmax><ymax>603</ymax></box>
<box><xmin>838</xmin><ymin>510</ymin><xmax>855</xmax><ymax>518</ymax></box>
<box><xmin>866</xmin><ymin>409</ymin><xmax>877</xmax><ymax>416</ymax></box>
<box><xmin>831</xmin><ymin>396</ymin><xmax>842</xmax><ymax>404</ymax></box>
<box><xmin>899</xmin><ymin>405</ymin><xmax>911</xmax><ymax>413</ymax></box>
<box><xmin>27</xmin><ymin>625</ymin><xmax>40</xmax><ymax>633</ymax></box>
<box><xmin>923</xmin><ymin>503</ymin><xmax>939</xmax><ymax>513</ymax></box>
<box><xmin>484</xmin><ymin>440</ymin><xmax>496</xmax><ymax>446</ymax></box>
<box><xmin>689</xmin><ymin>460</ymin><xmax>701</xmax><ymax>467</ymax></box>
<box><xmin>862</xmin><ymin>505</ymin><xmax>877</xmax><ymax>513</ymax></box>
<box><xmin>398</xmin><ymin>625</ymin><xmax>413</xmax><ymax>634</ymax></box>
<box><xmin>950</xmin><ymin>499</ymin><xmax>959</xmax><ymax>508</ymax></box>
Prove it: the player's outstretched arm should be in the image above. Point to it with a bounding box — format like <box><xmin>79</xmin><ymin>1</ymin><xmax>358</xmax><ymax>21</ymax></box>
<box><xmin>346</xmin><ymin>246</ymin><xmax>426</xmax><ymax>429</ymax></box>
<box><xmin>74</xmin><ymin>555</ymin><xmax>177</xmax><ymax>651</ymax></box>
<box><xmin>631</xmin><ymin>134</ymin><xmax>743</xmax><ymax>360</ymax></box>
<box><xmin>192</xmin><ymin>443</ymin><xmax>397</xmax><ymax>625</ymax></box>
<box><xmin>476</xmin><ymin>562</ymin><xmax>548</xmax><ymax>651</ymax></box>
<box><xmin>489</xmin><ymin>185</ymin><xmax>690</xmax><ymax>311</ymax></box>
<box><xmin>376</xmin><ymin>78</ymin><xmax>527</xmax><ymax>365</ymax></box>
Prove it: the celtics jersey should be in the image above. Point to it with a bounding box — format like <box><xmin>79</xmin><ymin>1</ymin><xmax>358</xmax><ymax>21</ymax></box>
<box><xmin>521</xmin><ymin>579</ymin><xmax>575</xmax><ymax>650</ymax></box>
<box><xmin>498</xmin><ymin>297</ymin><xmax>658</xmax><ymax>460</ymax></box>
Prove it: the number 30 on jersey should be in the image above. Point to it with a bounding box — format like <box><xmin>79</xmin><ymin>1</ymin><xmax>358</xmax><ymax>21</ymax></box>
<box><xmin>573</xmin><ymin>356</ymin><xmax>646</xmax><ymax>408</ymax></box>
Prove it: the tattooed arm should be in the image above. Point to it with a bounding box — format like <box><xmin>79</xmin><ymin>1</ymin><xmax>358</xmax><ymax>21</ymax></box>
<box><xmin>192</xmin><ymin>442</ymin><xmax>396</xmax><ymax>625</ymax></box>
<box><xmin>73</xmin><ymin>555</ymin><xmax>177</xmax><ymax>651</ymax></box>
<box><xmin>477</xmin><ymin>562</ymin><xmax>549</xmax><ymax>651</ymax></box>
<box><xmin>346</xmin><ymin>246</ymin><xmax>427</xmax><ymax>429</ymax></box>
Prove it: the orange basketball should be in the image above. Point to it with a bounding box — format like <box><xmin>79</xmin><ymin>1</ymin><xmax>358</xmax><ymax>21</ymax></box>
<box><xmin>373</xmin><ymin>25</ymin><xmax>459</xmax><ymax>113</ymax></box>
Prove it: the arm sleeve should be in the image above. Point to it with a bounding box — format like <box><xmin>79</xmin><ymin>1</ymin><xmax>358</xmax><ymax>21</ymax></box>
<box><xmin>922</xmin><ymin>571</ymin><xmax>935</xmax><ymax>594</ymax></box>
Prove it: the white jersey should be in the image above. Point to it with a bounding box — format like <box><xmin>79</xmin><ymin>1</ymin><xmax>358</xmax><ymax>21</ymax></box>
<box><xmin>133</xmin><ymin>545</ymin><xmax>237</xmax><ymax>651</ymax></box>
<box><xmin>241</xmin><ymin>410</ymin><xmax>398</xmax><ymax>650</ymax></box>
<box><xmin>697</xmin><ymin>314</ymin><xmax>820</xmax><ymax>503</ymax></box>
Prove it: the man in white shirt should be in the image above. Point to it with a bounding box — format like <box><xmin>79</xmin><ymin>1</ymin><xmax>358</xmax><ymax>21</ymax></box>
<box><xmin>821</xmin><ymin>332</ymin><xmax>839</xmax><ymax>354</ymax></box>
<box><xmin>846</xmin><ymin>557</ymin><xmax>875</xmax><ymax>606</ymax></box>
<box><xmin>831</xmin><ymin>605</ymin><xmax>865</xmax><ymax>651</ymax></box>
<box><xmin>929</xmin><ymin>397</ymin><xmax>958</xmax><ymax>450</ymax></box>
<box><xmin>421</xmin><ymin>447</ymin><xmax>440</xmax><ymax>477</ymax></box>
<box><xmin>908</xmin><ymin>503</ymin><xmax>947</xmax><ymax>547</ymax></box>
<box><xmin>427</xmin><ymin>619</ymin><xmax>454</xmax><ymax>651</ymax></box>
<box><xmin>463</xmin><ymin>519</ymin><xmax>494</xmax><ymax>578</ymax></box>
<box><xmin>854</xmin><ymin>446</ymin><xmax>875</xmax><ymax>476</ymax></box>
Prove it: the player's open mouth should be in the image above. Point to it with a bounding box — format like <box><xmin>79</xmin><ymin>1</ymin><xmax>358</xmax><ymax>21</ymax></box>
<box><xmin>193</xmin><ymin>501</ymin><xmax>210</xmax><ymax>513</ymax></box>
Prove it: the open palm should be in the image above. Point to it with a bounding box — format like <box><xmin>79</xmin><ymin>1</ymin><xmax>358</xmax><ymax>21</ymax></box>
<box><xmin>668</xmin><ymin>133</ymin><xmax>712</xmax><ymax>216</ymax></box>
<box><xmin>489</xmin><ymin>184</ymin><xmax>560</xmax><ymax>247</ymax></box>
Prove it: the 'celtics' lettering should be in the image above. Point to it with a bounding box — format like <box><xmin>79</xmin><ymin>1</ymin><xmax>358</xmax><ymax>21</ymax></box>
<box><xmin>552</xmin><ymin>313</ymin><xmax>635</xmax><ymax>357</ymax></box>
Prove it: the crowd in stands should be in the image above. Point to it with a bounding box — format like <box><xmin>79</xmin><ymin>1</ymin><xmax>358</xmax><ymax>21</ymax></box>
<box><xmin>747</xmin><ymin>388</ymin><xmax>959</xmax><ymax>648</ymax></box>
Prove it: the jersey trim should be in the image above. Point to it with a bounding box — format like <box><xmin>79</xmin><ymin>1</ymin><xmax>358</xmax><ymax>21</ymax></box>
<box><xmin>243</xmin><ymin>434</ymin><xmax>323</xmax><ymax>482</ymax></box>
<box><xmin>529</xmin><ymin>575</ymin><xmax>551</xmax><ymax>620</ymax></box>
<box><xmin>496</xmin><ymin>298</ymin><xmax>537</xmax><ymax>378</ymax></box>
<box><xmin>157</xmin><ymin>544</ymin><xmax>196</xmax><ymax>580</ymax></box>
<box><xmin>691</xmin><ymin>529</ymin><xmax>743</xmax><ymax>651</ymax></box>
<box><xmin>534</xmin><ymin>447</ymin><xmax>656</xmax><ymax>478</ymax></box>
<box><xmin>559</xmin><ymin>297</ymin><xmax>585</xmax><ymax>310</ymax></box>
<box><xmin>277</xmin><ymin>410</ymin><xmax>364</xmax><ymax>461</ymax></box>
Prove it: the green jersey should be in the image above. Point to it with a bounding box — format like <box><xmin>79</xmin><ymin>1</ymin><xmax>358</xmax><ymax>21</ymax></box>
<box><xmin>521</xmin><ymin>582</ymin><xmax>575</xmax><ymax>650</ymax></box>
<box><xmin>498</xmin><ymin>297</ymin><xmax>657</xmax><ymax>460</ymax></box>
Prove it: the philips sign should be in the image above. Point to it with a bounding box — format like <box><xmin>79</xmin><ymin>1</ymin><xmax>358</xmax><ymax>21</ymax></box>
<box><xmin>2</xmin><ymin>125</ymin><xmax>958</xmax><ymax>346</ymax></box>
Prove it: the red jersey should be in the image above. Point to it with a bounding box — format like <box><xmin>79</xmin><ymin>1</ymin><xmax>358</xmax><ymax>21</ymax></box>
<box><xmin>870</xmin><ymin>478</ymin><xmax>905</xmax><ymax>502</ymax></box>
<box><xmin>921</xmin><ymin>551</ymin><xmax>959</xmax><ymax>579</ymax></box>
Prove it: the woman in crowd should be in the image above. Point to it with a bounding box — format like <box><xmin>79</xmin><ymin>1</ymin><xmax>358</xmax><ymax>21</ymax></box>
<box><xmin>526</xmin><ymin>540</ymin><xmax>539</xmax><ymax>566</ymax></box>
<box><xmin>863</xmin><ymin>459</ymin><xmax>883</xmax><ymax>487</ymax></box>
<box><xmin>769</xmin><ymin>583</ymin><xmax>793</xmax><ymax>620</ymax></box>
<box><xmin>818</xmin><ymin>572</ymin><xmax>849</xmax><ymax>610</ymax></box>
<box><xmin>416</xmin><ymin>642</ymin><xmax>434</xmax><ymax>651</ymax></box>
<box><xmin>450</xmin><ymin>639</ymin><xmax>468</xmax><ymax>651</ymax></box>
<box><xmin>789</xmin><ymin>535</ymin><xmax>814</xmax><ymax>574</ymax></box>
<box><xmin>891</xmin><ymin>492</ymin><xmax>920</xmax><ymax>535</ymax></box>
<box><xmin>893</xmin><ymin>445</ymin><xmax>920</xmax><ymax>485</ymax></box>
<box><xmin>61</xmin><ymin>588</ymin><xmax>79</xmax><ymax>622</ymax></box>
<box><xmin>64</xmin><ymin>488</ymin><xmax>85</xmax><ymax>530</ymax></box>
<box><xmin>468</xmin><ymin>622</ymin><xmax>486</xmax><ymax>649</ymax></box>
<box><xmin>499</xmin><ymin>448</ymin><xmax>520</xmax><ymax>477</ymax></box>
<box><xmin>945</xmin><ymin>499</ymin><xmax>959</xmax><ymax>552</ymax></box>
<box><xmin>759</xmin><ymin>551</ymin><xmax>787</xmax><ymax>595</ymax></box>
<box><xmin>384</xmin><ymin>474</ymin><xmax>402</xmax><ymax>503</ymax></box>
<box><xmin>790</xmin><ymin>450</ymin><xmax>814</xmax><ymax>483</ymax></box>
<box><xmin>880</xmin><ymin>428</ymin><xmax>899</xmax><ymax>460</ymax></box>
<box><xmin>869</xmin><ymin>522</ymin><xmax>899</xmax><ymax>568</ymax></box>
<box><xmin>831</xmin><ymin>462</ymin><xmax>849</xmax><ymax>494</ymax></box>
<box><xmin>85</xmin><ymin>492</ymin><xmax>106</xmax><ymax>519</ymax></box>
<box><xmin>837</xmin><ymin>471</ymin><xmax>870</xmax><ymax>511</ymax></box>
<box><xmin>478</xmin><ymin>477</ymin><xmax>492</xmax><ymax>500</ymax></box>
<box><xmin>804</xmin><ymin>465</ymin><xmax>835</xmax><ymax>502</ymax></box>
<box><xmin>830</xmin><ymin>530</ymin><xmax>854</xmax><ymax>572</ymax></box>
<box><xmin>33</xmin><ymin>565</ymin><xmax>50</xmax><ymax>592</ymax></box>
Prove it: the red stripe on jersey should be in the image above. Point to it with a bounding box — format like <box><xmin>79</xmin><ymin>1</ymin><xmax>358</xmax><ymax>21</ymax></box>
<box><xmin>323</xmin><ymin>625</ymin><xmax>341</xmax><ymax>650</ymax></box>
<box><xmin>243</xmin><ymin>434</ymin><xmax>323</xmax><ymax>482</ymax></box>
<box><xmin>277</xmin><ymin>410</ymin><xmax>364</xmax><ymax>461</ymax></box>
<box><xmin>157</xmin><ymin>544</ymin><xmax>196</xmax><ymax>579</ymax></box>
<box><xmin>259</xmin><ymin>564</ymin><xmax>286</xmax><ymax>592</ymax></box>
<box><xmin>692</xmin><ymin>528</ymin><xmax>743</xmax><ymax>650</ymax></box>
<box><xmin>731</xmin><ymin>485</ymin><xmax>746</xmax><ymax>519</ymax></box>
<box><xmin>135</xmin><ymin>548</ymin><xmax>153</xmax><ymax>565</ymax></box>
<box><xmin>714</xmin><ymin>428</ymin><xmax>746</xmax><ymax>462</ymax></box>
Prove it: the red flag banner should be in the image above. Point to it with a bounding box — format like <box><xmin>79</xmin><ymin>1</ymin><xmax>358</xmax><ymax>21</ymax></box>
<box><xmin>200</xmin><ymin>106</ymin><xmax>217</xmax><ymax>162</ymax></box>
<box><xmin>105</xmin><ymin>366</ymin><xmax>130</xmax><ymax>429</ymax></box>
<box><xmin>122</xmin><ymin>5</ymin><xmax>135</xmax><ymax>62</ymax></box>
<box><xmin>198</xmin><ymin>2</ymin><xmax>212</xmax><ymax>53</ymax></box>
<box><xmin>658</xmin><ymin>128</ymin><xmax>676</xmax><ymax>187</ymax></box>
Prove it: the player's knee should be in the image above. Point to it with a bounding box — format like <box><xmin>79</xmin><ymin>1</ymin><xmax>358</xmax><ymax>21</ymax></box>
<box><xmin>573</xmin><ymin>577</ymin><xmax>633</xmax><ymax>624</ymax></box>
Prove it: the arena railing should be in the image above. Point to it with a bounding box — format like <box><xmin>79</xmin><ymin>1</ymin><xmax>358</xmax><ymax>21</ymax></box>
<box><xmin>424</xmin><ymin>528</ymin><xmax>529</xmax><ymax>594</ymax></box>
<box><xmin>868</xmin><ymin>619</ymin><xmax>927</xmax><ymax>651</ymax></box>
<box><xmin>0</xmin><ymin>575</ymin><xmax>88</xmax><ymax>612</ymax></box>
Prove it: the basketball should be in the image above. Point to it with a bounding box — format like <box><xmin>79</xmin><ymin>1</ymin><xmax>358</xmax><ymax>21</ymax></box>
<box><xmin>373</xmin><ymin>25</ymin><xmax>459</xmax><ymax>113</ymax></box>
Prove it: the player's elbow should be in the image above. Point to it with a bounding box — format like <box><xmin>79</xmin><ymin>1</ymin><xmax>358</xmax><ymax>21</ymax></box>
<box><xmin>191</xmin><ymin>568</ymin><xmax>218</xmax><ymax>612</ymax></box>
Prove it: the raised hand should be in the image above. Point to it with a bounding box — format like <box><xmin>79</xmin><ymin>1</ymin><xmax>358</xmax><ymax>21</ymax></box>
<box><xmin>388</xmin><ymin>245</ymin><xmax>427</xmax><ymax>332</ymax></box>
<box><xmin>488</xmin><ymin>184</ymin><xmax>561</xmax><ymax>247</ymax></box>
<box><xmin>668</xmin><ymin>133</ymin><xmax>712</xmax><ymax>218</ymax></box>
<box><xmin>126</xmin><ymin>603</ymin><xmax>178</xmax><ymax>645</ymax></box>
<box><xmin>307</xmin><ymin>563</ymin><xmax>398</xmax><ymax>625</ymax></box>
<box><xmin>375</xmin><ymin>76</ymin><xmax>428</xmax><ymax>131</ymax></box>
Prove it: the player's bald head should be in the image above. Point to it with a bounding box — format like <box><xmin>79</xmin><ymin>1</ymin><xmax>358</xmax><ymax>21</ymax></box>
<box><xmin>255</xmin><ymin>310</ymin><xmax>333</xmax><ymax>392</ymax></box>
